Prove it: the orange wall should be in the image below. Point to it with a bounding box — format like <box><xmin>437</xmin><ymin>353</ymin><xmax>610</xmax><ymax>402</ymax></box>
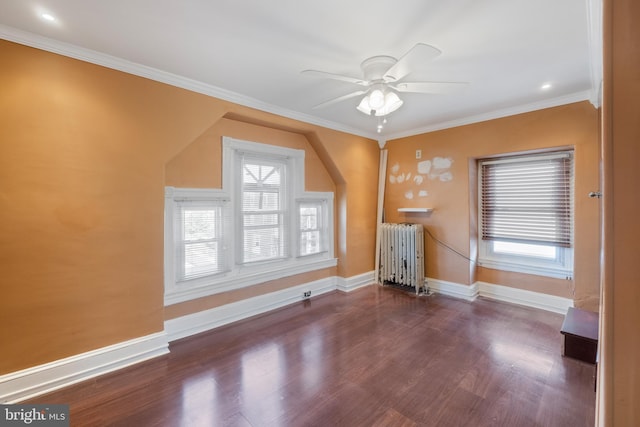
<box><xmin>598</xmin><ymin>0</ymin><xmax>640</xmax><ymax>424</ymax></box>
<box><xmin>0</xmin><ymin>40</ymin><xmax>379</xmax><ymax>375</ymax></box>
<box><xmin>165</xmin><ymin>117</ymin><xmax>336</xmax><ymax>192</ymax></box>
<box><xmin>385</xmin><ymin>102</ymin><xmax>600</xmax><ymax>309</ymax></box>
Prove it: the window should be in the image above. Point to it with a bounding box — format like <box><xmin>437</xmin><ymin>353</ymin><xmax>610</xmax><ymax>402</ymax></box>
<box><xmin>298</xmin><ymin>200</ymin><xmax>328</xmax><ymax>256</ymax></box>
<box><xmin>164</xmin><ymin>137</ymin><xmax>335</xmax><ymax>305</ymax></box>
<box><xmin>478</xmin><ymin>151</ymin><xmax>574</xmax><ymax>279</ymax></box>
<box><xmin>239</xmin><ymin>155</ymin><xmax>288</xmax><ymax>263</ymax></box>
<box><xmin>176</xmin><ymin>200</ymin><xmax>228</xmax><ymax>280</ymax></box>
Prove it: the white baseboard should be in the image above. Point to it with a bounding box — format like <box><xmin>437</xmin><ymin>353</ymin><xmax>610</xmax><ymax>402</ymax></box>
<box><xmin>426</xmin><ymin>278</ymin><xmax>479</xmax><ymax>301</ymax></box>
<box><xmin>336</xmin><ymin>271</ymin><xmax>375</xmax><ymax>292</ymax></box>
<box><xmin>476</xmin><ymin>281</ymin><xmax>573</xmax><ymax>314</ymax></box>
<box><xmin>165</xmin><ymin>277</ymin><xmax>338</xmax><ymax>342</ymax></box>
<box><xmin>0</xmin><ymin>332</ymin><xmax>168</xmax><ymax>403</ymax></box>
<box><xmin>0</xmin><ymin>271</ymin><xmax>378</xmax><ymax>402</ymax></box>
<box><xmin>426</xmin><ymin>277</ymin><xmax>573</xmax><ymax>314</ymax></box>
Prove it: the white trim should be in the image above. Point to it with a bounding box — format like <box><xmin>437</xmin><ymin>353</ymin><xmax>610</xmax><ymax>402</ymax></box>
<box><xmin>165</xmin><ymin>277</ymin><xmax>338</xmax><ymax>342</ymax></box>
<box><xmin>477</xmin><ymin>257</ymin><xmax>573</xmax><ymax>280</ymax></box>
<box><xmin>165</xmin><ymin>186</ymin><xmax>229</xmax><ymax>201</ymax></box>
<box><xmin>426</xmin><ymin>277</ymin><xmax>479</xmax><ymax>301</ymax></box>
<box><xmin>0</xmin><ymin>332</ymin><xmax>168</xmax><ymax>403</ymax></box>
<box><xmin>0</xmin><ymin>24</ymin><xmax>375</xmax><ymax>140</ymax></box>
<box><xmin>425</xmin><ymin>277</ymin><xmax>573</xmax><ymax>314</ymax></box>
<box><xmin>165</xmin><ymin>257</ymin><xmax>338</xmax><ymax>305</ymax></box>
<box><xmin>337</xmin><ymin>271</ymin><xmax>375</xmax><ymax>292</ymax></box>
<box><xmin>476</xmin><ymin>281</ymin><xmax>574</xmax><ymax>314</ymax></box>
<box><xmin>374</xmin><ymin>150</ymin><xmax>388</xmax><ymax>284</ymax></box>
<box><xmin>385</xmin><ymin>91</ymin><xmax>591</xmax><ymax>140</ymax></box>
<box><xmin>0</xmin><ymin>25</ymin><xmax>594</xmax><ymax>142</ymax></box>
<box><xmin>586</xmin><ymin>0</ymin><xmax>603</xmax><ymax>108</ymax></box>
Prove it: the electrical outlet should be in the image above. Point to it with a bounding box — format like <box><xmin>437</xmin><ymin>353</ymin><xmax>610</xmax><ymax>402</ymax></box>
<box><xmin>416</xmin><ymin>149</ymin><xmax>422</xmax><ymax>159</ymax></box>
<box><xmin>303</xmin><ymin>291</ymin><xmax>311</xmax><ymax>298</ymax></box>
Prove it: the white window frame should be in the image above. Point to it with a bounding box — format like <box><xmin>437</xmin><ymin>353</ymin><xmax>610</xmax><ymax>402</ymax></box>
<box><xmin>297</xmin><ymin>196</ymin><xmax>333</xmax><ymax>258</ymax></box>
<box><xmin>164</xmin><ymin>137</ymin><xmax>336</xmax><ymax>305</ymax></box>
<box><xmin>477</xmin><ymin>151</ymin><xmax>574</xmax><ymax>280</ymax></box>
<box><xmin>175</xmin><ymin>199</ymin><xmax>229</xmax><ymax>280</ymax></box>
<box><xmin>236</xmin><ymin>153</ymin><xmax>290</xmax><ymax>265</ymax></box>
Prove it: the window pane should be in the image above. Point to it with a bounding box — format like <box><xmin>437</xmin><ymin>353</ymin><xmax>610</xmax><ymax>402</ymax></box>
<box><xmin>184</xmin><ymin>209</ymin><xmax>217</xmax><ymax>241</ymax></box>
<box><xmin>493</xmin><ymin>240</ymin><xmax>556</xmax><ymax>259</ymax></box>
<box><xmin>300</xmin><ymin>206</ymin><xmax>318</xmax><ymax>230</ymax></box>
<box><xmin>177</xmin><ymin>203</ymin><xmax>227</xmax><ymax>280</ymax></box>
<box><xmin>299</xmin><ymin>202</ymin><xmax>324</xmax><ymax>256</ymax></box>
<box><xmin>243</xmin><ymin>164</ymin><xmax>281</xmax><ymax>186</ymax></box>
<box><xmin>300</xmin><ymin>230</ymin><xmax>321</xmax><ymax>255</ymax></box>
<box><xmin>241</xmin><ymin>158</ymin><xmax>286</xmax><ymax>264</ymax></box>
<box><xmin>244</xmin><ymin>228</ymin><xmax>283</xmax><ymax>262</ymax></box>
<box><xmin>243</xmin><ymin>164</ymin><xmax>259</xmax><ymax>184</ymax></box>
<box><xmin>262</xmin><ymin>167</ymin><xmax>280</xmax><ymax>185</ymax></box>
<box><xmin>184</xmin><ymin>241</ymin><xmax>219</xmax><ymax>277</ymax></box>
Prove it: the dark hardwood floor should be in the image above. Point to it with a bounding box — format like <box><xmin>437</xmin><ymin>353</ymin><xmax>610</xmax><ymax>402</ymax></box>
<box><xmin>27</xmin><ymin>286</ymin><xmax>596</xmax><ymax>426</ymax></box>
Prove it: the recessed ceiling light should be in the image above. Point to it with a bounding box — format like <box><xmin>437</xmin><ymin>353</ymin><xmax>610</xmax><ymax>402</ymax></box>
<box><xmin>41</xmin><ymin>13</ymin><xmax>56</xmax><ymax>22</ymax></box>
<box><xmin>541</xmin><ymin>83</ymin><xmax>552</xmax><ymax>90</ymax></box>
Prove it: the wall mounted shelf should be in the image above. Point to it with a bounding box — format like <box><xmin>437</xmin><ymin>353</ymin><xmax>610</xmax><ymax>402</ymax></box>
<box><xmin>397</xmin><ymin>208</ymin><xmax>433</xmax><ymax>213</ymax></box>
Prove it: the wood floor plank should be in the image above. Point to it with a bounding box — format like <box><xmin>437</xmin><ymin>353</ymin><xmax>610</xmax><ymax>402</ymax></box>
<box><xmin>25</xmin><ymin>286</ymin><xmax>595</xmax><ymax>426</ymax></box>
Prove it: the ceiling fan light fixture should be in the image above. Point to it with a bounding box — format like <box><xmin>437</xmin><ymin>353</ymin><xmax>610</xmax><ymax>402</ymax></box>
<box><xmin>369</xmin><ymin>89</ymin><xmax>385</xmax><ymax>109</ymax></box>
<box><xmin>356</xmin><ymin>90</ymin><xmax>403</xmax><ymax>117</ymax></box>
<box><xmin>356</xmin><ymin>96</ymin><xmax>373</xmax><ymax>115</ymax></box>
<box><xmin>380</xmin><ymin>91</ymin><xmax>403</xmax><ymax>115</ymax></box>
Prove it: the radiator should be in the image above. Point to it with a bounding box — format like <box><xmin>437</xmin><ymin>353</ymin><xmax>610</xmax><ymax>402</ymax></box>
<box><xmin>379</xmin><ymin>223</ymin><xmax>425</xmax><ymax>294</ymax></box>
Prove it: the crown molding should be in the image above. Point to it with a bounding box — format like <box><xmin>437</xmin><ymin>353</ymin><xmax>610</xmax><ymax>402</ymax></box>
<box><xmin>385</xmin><ymin>90</ymin><xmax>592</xmax><ymax>140</ymax></box>
<box><xmin>1</xmin><ymin>24</ymin><xmax>595</xmax><ymax>142</ymax></box>
<box><xmin>0</xmin><ymin>24</ymin><xmax>378</xmax><ymax>140</ymax></box>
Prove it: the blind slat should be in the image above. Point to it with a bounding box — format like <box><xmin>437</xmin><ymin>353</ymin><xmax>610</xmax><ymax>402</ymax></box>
<box><xmin>480</xmin><ymin>152</ymin><xmax>574</xmax><ymax>248</ymax></box>
<box><xmin>176</xmin><ymin>200</ymin><xmax>230</xmax><ymax>280</ymax></box>
<box><xmin>240</xmin><ymin>156</ymin><xmax>288</xmax><ymax>264</ymax></box>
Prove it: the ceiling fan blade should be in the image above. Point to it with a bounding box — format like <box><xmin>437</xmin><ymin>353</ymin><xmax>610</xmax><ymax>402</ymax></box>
<box><xmin>383</xmin><ymin>43</ymin><xmax>442</xmax><ymax>82</ymax></box>
<box><xmin>393</xmin><ymin>81</ymin><xmax>468</xmax><ymax>94</ymax></box>
<box><xmin>312</xmin><ymin>90</ymin><xmax>368</xmax><ymax>109</ymax></box>
<box><xmin>301</xmin><ymin>69</ymin><xmax>367</xmax><ymax>86</ymax></box>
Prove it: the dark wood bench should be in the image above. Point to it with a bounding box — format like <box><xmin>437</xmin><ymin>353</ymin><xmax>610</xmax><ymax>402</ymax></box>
<box><xmin>560</xmin><ymin>307</ymin><xmax>599</xmax><ymax>364</ymax></box>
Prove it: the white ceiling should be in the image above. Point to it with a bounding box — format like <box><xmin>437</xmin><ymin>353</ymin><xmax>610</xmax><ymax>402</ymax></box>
<box><xmin>0</xmin><ymin>0</ymin><xmax>599</xmax><ymax>140</ymax></box>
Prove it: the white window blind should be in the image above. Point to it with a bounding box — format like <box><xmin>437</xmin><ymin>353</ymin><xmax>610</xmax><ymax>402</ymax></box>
<box><xmin>480</xmin><ymin>151</ymin><xmax>574</xmax><ymax>248</ymax></box>
<box><xmin>240</xmin><ymin>155</ymin><xmax>288</xmax><ymax>263</ymax></box>
<box><xmin>176</xmin><ymin>200</ymin><xmax>229</xmax><ymax>280</ymax></box>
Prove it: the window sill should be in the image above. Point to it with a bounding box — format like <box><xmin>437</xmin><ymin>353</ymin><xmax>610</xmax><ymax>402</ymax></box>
<box><xmin>165</xmin><ymin>256</ymin><xmax>337</xmax><ymax>306</ymax></box>
<box><xmin>478</xmin><ymin>259</ymin><xmax>573</xmax><ymax>280</ymax></box>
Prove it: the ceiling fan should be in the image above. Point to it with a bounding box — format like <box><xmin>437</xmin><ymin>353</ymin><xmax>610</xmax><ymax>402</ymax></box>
<box><xmin>302</xmin><ymin>43</ymin><xmax>467</xmax><ymax>120</ymax></box>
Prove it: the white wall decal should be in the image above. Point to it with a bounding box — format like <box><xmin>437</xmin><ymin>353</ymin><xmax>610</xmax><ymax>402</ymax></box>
<box><xmin>417</xmin><ymin>160</ymin><xmax>432</xmax><ymax>175</ymax></box>
<box><xmin>432</xmin><ymin>157</ymin><xmax>452</xmax><ymax>169</ymax></box>
<box><xmin>389</xmin><ymin>157</ymin><xmax>454</xmax><ymax>186</ymax></box>
<box><xmin>439</xmin><ymin>172</ymin><xmax>453</xmax><ymax>182</ymax></box>
<box><xmin>429</xmin><ymin>157</ymin><xmax>454</xmax><ymax>181</ymax></box>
